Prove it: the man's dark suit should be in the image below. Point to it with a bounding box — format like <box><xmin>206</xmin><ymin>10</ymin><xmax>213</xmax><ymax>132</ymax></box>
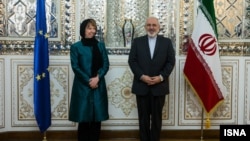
<box><xmin>128</xmin><ymin>35</ymin><xmax>175</xmax><ymax>141</ymax></box>
<box><xmin>128</xmin><ymin>35</ymin><xmax>175</xmax><ymax>95</ymax></box>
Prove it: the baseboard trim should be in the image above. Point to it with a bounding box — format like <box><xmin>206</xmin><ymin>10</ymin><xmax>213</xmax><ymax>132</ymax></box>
<box><xmin>0</xmin><ymin>129</ymin><xmax>219</xmax><ymax>140</ymax></box>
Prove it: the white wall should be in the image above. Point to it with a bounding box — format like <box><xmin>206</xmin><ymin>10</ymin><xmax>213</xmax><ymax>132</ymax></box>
<box><xmin>0</xmin><ymin>55</ymin><xmax>249</xmax><ymax>132</ymax></box>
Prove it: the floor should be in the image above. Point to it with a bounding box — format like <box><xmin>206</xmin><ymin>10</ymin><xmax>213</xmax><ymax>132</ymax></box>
<box><xmin>7</xmin><ymin>138</ymin><xmax>219</xmax><ymax>141</ymax></box>
<box><xmin>4</xmin><ymin>138</ymin><xmax>219</xmax><ymax>141</ymax></box>
<box><xmin>99</xmin><ymin>139</ymin><xmax>218</xmax><ymax>141</ymax></box>
<box><xmin>3</xmin><ymin>130</ymin><xmax>220</xmax><ymax>141</ymax></box>
<box><xmin>23</xmin><ymin>138</ymin><xmax>219</xmax><ymax>141</ymax></box>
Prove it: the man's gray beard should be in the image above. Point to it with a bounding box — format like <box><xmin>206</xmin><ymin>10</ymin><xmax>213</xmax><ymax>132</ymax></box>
<box><xmin>147</xmin><ymin>31</ymin><xmax>158</xmax><ymax>37</ymax></box>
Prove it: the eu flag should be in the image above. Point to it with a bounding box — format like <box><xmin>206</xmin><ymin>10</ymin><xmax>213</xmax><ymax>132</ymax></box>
<box><xmin>34</xmin><ymin>0</ymin><xmax>51</xmax><ymax>133</ymax></box>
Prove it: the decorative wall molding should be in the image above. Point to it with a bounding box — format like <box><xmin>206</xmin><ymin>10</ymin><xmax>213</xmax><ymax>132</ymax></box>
<box><xmin>0</xmin><ymin>59</ymin><xmax>4</xmax><ymax>129</ymax></box>
<box><xmin>244</xmin><ymin>60</ymin><xmax>250</xmax><ymax>124</ymax></box>
<box><xmin>178</xmin><ymin>59</ymin><xmax>238</xmax><ymax>126</ymax></box>
<box><xmin>1</xmin><ymin>0</ymin><xmax>250</xmax><ymax>56</ymax></box>
<box><xmin>11</xmin><ymin>58</ymin><xmax>75</xmax><ymax>127</ymax></box>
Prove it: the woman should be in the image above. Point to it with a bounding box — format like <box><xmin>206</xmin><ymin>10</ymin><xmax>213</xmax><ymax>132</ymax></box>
<box><xmin>69</xmin><ymin>19</ymin><xmax>109</xmax><ymax>141</ymax></box>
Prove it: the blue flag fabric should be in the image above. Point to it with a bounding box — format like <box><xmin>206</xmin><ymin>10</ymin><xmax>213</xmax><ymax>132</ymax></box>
<box><xmin>34</xmin><ymin>0</ymin><xmax>51</xmax><ymax>133</ymax></box>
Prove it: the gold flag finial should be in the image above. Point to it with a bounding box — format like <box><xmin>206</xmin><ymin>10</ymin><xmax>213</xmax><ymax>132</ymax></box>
<box><xmin>42</xmin><ymin>132</ymin><xmax>47</xmax><ymax>141</ymax></box>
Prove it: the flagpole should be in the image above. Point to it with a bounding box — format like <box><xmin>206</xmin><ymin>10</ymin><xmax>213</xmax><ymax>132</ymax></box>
<box><xmin>42</xmin><ymin>132</ymin><xmax>47</xmax><ymax>141</ymax></box>
<box><xmin>200</xmin><ymin>108</ymin><xmax>204</xmax><ymax>141</ymax></box>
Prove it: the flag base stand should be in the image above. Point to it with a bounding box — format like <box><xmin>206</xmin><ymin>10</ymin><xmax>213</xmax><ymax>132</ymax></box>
<box><xmin>42</xmin><ymin>132</ymin><xmax>47</xmax><ymax>141</ymax></box>
<box><xmin>200</xmin><ymin>108</ymin><xmax>204</xmax><ymax>141</ymax></box>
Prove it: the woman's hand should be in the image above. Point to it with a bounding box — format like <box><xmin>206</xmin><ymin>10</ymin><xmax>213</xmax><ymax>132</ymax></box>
<box><xmin>89</xmin><ymin>75</ymin><xmax>99</xmax><ymax>89</ymax></box>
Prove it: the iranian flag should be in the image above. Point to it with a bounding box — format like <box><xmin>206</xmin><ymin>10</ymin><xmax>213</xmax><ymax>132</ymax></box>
<box><xmin>183</xmin><ymin>1</ymin><xmax>225</xmax><ymax>119</ymax></box>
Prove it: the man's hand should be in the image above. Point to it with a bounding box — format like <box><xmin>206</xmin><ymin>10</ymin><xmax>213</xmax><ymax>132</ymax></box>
<box><xmin>141</xmin><ymin>75</ymin><xmax>162</xmax><ymax>85</ymax></box>
<box><xmin>150</xmin><ymin>76</ymin><xmax>162</xmax><ymax>85</ymax></box>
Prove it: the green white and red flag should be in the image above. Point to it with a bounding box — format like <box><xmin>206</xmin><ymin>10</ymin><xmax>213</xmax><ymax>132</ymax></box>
<box><xmin>183</xmin><ymin>0</ymin><xmax>225</xmax><ymax>127</ymax></box>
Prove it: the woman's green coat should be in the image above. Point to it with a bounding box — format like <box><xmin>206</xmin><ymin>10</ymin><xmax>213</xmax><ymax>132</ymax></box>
<box><xmin>69</xmin><ymin>41</ymin><xmax>109</xmax><ymax>122</ymax></box>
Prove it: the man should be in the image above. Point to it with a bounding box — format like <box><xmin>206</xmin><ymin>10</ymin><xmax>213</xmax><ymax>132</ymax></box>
<box><xmin>128</xmin><ymin>16</ymin><xmax>175</xmax><ymax>141</ymax></box>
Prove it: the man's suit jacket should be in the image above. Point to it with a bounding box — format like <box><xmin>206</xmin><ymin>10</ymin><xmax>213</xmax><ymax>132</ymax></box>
<box><xmin>128</xmin><ymin>35</ymin><xmax>175</xmax><ymax>96</ymax></box>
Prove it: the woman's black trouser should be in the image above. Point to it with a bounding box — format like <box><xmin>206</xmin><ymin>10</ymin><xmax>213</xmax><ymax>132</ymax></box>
<box><xmin>78</xmin><ymin>121</ymin><xmax>101</xmax><ymax>141</ymax></box>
